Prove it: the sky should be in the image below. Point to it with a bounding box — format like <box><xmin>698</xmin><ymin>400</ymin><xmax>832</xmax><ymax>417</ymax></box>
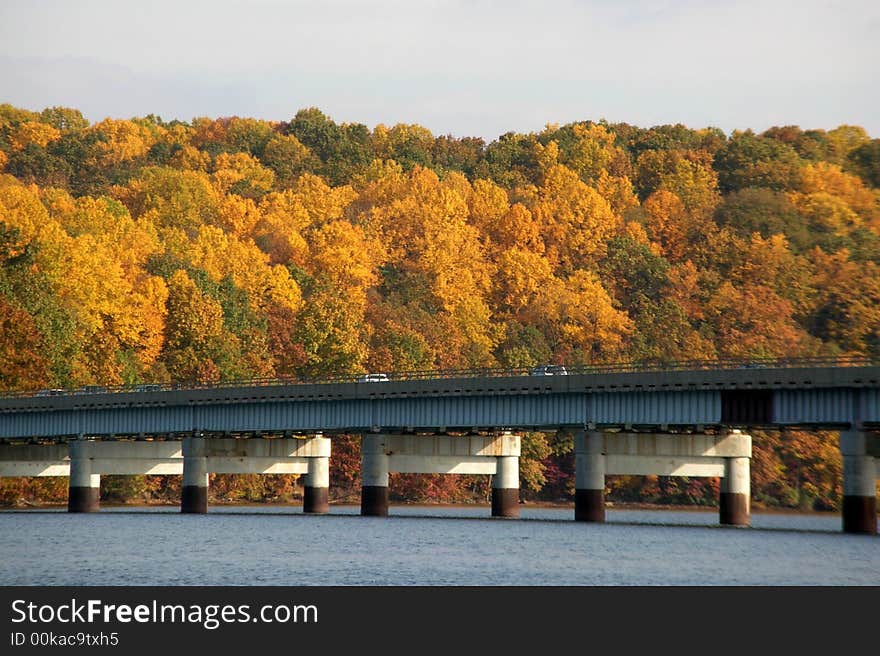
<box><xmin>1</xmin><ymin>0</ymin><xmax>878</xmax><ymax>140</ymax></box>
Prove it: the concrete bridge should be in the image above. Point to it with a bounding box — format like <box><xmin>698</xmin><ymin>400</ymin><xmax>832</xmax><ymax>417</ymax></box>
<box><xmin>0</xmin><ymin>358</ymin><xmax>878</xmax><ymax>533</ymax></box>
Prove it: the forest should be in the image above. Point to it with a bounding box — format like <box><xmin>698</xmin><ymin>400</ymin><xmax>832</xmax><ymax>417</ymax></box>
<box><xmin>0</xmin><ymin>103</ymin><xmax>878</xmax><ymax>510</ymax></box>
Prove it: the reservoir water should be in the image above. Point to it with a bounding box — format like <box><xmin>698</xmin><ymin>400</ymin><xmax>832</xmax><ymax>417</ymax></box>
<box><xmin>0</xmin><ymin>506</ymin><xmax>877</xmax><ymax>586</ymax></box>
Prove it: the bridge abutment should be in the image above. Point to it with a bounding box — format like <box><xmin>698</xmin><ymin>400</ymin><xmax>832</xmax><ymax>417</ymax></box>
<box><xmin>840</xmin><ymin>431</ymin><xmax>878</xmax><ymax>534</ymax></box>
<box><xmin>68</xmin><ymin>440</ymin><xmax>99</xmax><ymax>513</ymax></box>
<box><xmin>182</xmin><ymin>437</ymin><xmax>209</xmax><ymax>514</ymax></box>
<box><xmin>575</xmin><ymin>431</ymin><xmax>606</xmax><ymax>522</ymax></box>
<box><xmin>361</xmin><ymin>435</ymin><xmax>389</xmax><ymax>516</ymax></box>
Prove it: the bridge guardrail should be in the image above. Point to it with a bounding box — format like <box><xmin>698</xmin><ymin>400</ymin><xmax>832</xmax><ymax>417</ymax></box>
<box><xmin>1</xmin><ymin>355</ymin><xmax>877</xmax><ymax>400</ymax></box>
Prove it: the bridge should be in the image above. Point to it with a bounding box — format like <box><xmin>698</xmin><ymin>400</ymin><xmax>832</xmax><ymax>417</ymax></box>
<box><xmin>1</xmin><ymin>358</ymin><xmax>878</xmax><ymax>533</ymax></box>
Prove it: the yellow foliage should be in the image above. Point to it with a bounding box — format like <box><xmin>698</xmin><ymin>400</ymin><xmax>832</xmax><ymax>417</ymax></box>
<box><xmin>190</xmin><ymin>117</ymin><xmax>228</xmax><ymax>149</ymax></box>
<box><xmin>790</xmin><ymin>191</ymin><xmax>862</xmax><ymax>234</ymax></box>
<box><xmin>8</xmin><ymin>121</ymin><xmax>61</xmax><ymax>151</ymax></box>
<box><xmin>441</xmin><ymin>171</ymin><xmax>472</xmax><ymax>203</ymax></box>
<box><xmin>87</xmin><ymin>118</ymin><xmax>154</xmax><ymax>167</ymax></box>
<box><xmin>622</xmin><ymin>220</ymin><xmax>652</xmax><ymax>247</ymax></box>
<box><xmin>211</xmin><ymin>152</ymin><xmax>275</xmax><ymax>195</ymax></box>
<box><xmin>371</xmin><ymin>123</ymin><xmax>435</xmax><ymax>161</ymax></box>
<box><xmin>187</xmin><ymin>226</ymin><xmax>303</xmax><ymax>314</ymax></box>
<box><xmin>643</xmin><ymin>190</ymin><xmax>688</xmax><ymax>260</ymax></box>
<box><xmin>217</xmin><ymin>194</ymin><xmax>262</xmax><ymax>237</ymax></box>
<box><xmin>798</xmin><ymin>162</ymin><xmax>878</xmax><ymax>219</ymax></box>
<box><xmin>595</xmin><ymin>171</ymin><xmax>639</xmax><ymax>215</ymax></box>
<box><xmin>468</xmin><ymin>178</ymin><xmax>509</xmax><ymax>234</ymax></box>
<box><xmin>0</xmin><ymin>175</ymin><xmax>48</xmax><ymax>254</ymax></box>
<box><xmin>535</xmin><ymin>140</ymin><xmax>559</xmax><ymax>173</ymax></box>
<box><xmin>169</xmin><ymin>145</ymin><xmax>211</xmax><ymax>172</ymax></box>
<box><xmin>493</xmin><ymin>248</ymin><xmax>555</xmax><ymax>316</ymax></box>
<box><xmin>530</xmin><ymin>270</ymin><xmax>633</xmax><ymax>361</ymax></box>
<box><xmin>294</xmin><ymin>174</ymin><xmax>357</xmax><ymax>228</ymax></box>
<box><xmin>492</xmin><ymin>203</ymin><xmax>544</xmax><ymax>253</ymax></box>
<box><xmin>658</xmin><ymin>157</ymin><xmax>720</xmax><ymax>217</ymax></box>
<box><xmin>531</xmin><ymin>164</ymin><xmax>621</xmax><ymax>271</ymax></box>
<box><xmin>564</xmin><ymin>124</ymin><xmax>617</xmax><ymax>182</ymax></box>
<box><xmin>706</xmin><ymin>281</ymin><xmax>815</xmax><ymax>359</ymax></box>
<box><xmin>308</xmin><ymin>220</ymin><xmax>378</xmax><ymax>290</ymax></box>
<box><xmin>253</xmin><ymin>191</ymin><xmax>311</xmax><ymax>265</ymax></box>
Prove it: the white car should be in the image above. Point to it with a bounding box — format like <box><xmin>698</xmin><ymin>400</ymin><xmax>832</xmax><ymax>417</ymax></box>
<box><xmin>357</xmin><ymin>373</ymin><xmax>390</xmax><ymax>383</ymax></box>
<box><xmin>530</xmin><ymin>364</ymin><xmax>568</xmax><ymax>376</ymax></box>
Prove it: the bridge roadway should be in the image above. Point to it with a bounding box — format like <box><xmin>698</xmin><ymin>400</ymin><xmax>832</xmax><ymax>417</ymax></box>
<box><xmin>0</xmin><ymin>359</ymin><xmax>878</xmax><ymax>533</ymax></box>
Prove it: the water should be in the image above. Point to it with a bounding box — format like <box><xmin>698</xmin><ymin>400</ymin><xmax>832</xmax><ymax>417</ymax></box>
<box><xmin>0</xmin><ymin>506</ymin><xmax>876</xmax><ymax>586</ymax></box>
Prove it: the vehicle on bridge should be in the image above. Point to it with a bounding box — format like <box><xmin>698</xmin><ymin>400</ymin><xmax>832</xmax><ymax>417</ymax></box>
<box><xmin>357</xmin><ymin>373</ymin><xmax>390</xmax><ymax>383</ymax></box>
<box><xmin>133</xmin><ymin>384</ymin><xmax>163</xmax><ymax>392</ymax></box>
<box><xmin>34</xmin><ymin>388</ymin><xmax>65</xmax><ymax>397</ymax></box>
<box><xmin>75</xmin><ymin>386</ymin><xmax>108</xmax><ymax>394</ymax></box>
<box><xmin>530</xmin><ymin>364</ymin><xmax>568</xmax><ymax>376</ymax></box>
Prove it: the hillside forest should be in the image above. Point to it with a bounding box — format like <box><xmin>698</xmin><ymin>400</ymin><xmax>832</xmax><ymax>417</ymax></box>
<box><xmin>0</xmin><ymin>104</ymin><xmax>878</xmax><ymax>510</ymax></box>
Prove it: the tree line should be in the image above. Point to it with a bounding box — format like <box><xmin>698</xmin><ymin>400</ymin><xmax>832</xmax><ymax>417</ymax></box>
<box><xmin>0</xmin><ymin>104</ymin><xmax>878</xmax><ymax>509</ymax></box>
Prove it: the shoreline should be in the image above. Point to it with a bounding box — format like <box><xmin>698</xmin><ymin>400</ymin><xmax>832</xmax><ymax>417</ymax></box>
<box><xmin>0</xmin><ymin>499</ymin><xmax>848</xmax><ymax>516</ymax></box>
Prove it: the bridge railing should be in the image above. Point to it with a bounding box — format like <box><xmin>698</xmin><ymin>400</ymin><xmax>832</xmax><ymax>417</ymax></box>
<box><xmin>2</xmin><ymin>355</ymin><xmax>877</xmax><ymax>400</ymax></box>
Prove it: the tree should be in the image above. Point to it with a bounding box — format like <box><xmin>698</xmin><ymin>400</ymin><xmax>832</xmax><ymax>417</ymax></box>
<box><xmin>7</xmin><ymin>122</ymin><xmax>61</xmax><ymax>151</ymax></box>
<box><xmin>39</xmin><ymin>106</ymin><xmax>89</xmax><ymax>132</ymax></box>
<box><xmin>530</xmin><ymin>164</ymin><xmax>621</xmax><ymax>273</ymax></box>
<box><xmin>372</xmin><ymin>123</ymin><xmax>434</xmax><ymax>170</ymax></box>
<box><xmin>211</xmin><ymin>152</ymin><xmax>275</xmax><ymax>199</ymax></box>
<box><xmin>713</xmin><ymin>131</ymin><xmax>804</xmax><ymax>193</ymax></box>
<box><xmin>260</xmin><ymin>135</ymin><xmax>318</xmax><ymax>188</ymax></box>
<box><xmin>286</xmin><ymin>108</ymin><xmax>372</xmax><ymax>184</ymax></box>
<box><xmin>808</xmin><ymin>249</ymin><xmax>880</xmax><ymax>355</ymax></box>
<box><xmin>714</xmin><ymin>187</ymin><xmax>812</xmax><ymax>252</ymax></box>
<box><xmin>846</xmin><ymin>139</ymin><xmax>880</xmax><ymax>188</ymax></box>
<box><xmin>160</xmin><ymin>270</ymin><xmax>226</xmax><ymax>382</ymax></box>
<box><xmin>0</xmin><ymin>297</ymin><xmax>50</xmax><ymax>390</ymax></box>
<box><xmin>115</xmin><ymin>166</ymin><xmax>220</xmax><ymax>235</ymax></box>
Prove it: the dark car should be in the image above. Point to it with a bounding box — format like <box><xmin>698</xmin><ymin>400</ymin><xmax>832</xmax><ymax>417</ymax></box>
<box><xmin>75</xmin><ymin>385</ymin><xmax>108</xmax><ymax>394</ymax></box>
<box><xmin>133</xmin><ymin>384</ymin><xmax>163</xmax><ymax>392</ymax></box>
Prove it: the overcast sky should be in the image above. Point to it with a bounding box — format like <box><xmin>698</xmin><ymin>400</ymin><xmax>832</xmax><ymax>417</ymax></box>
<box><xmin>1</xmin><ymin>0</ymin><xmax>877</xmax><ymax>140</ymax></box>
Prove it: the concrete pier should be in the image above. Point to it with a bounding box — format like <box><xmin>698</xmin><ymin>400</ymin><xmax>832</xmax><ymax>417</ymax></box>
<box><xmin>359</xmin><ymin>433</ymin><xmax>520</xmax><ymax>517</ymax></box>
<box><xmin>840</xmin><ymin>431</ymin><xmax>878</xmax><ymax>534</ymax></box>
<box><xmin>491</xmin><ymin>455</ymin><xmax>519</xmax><ymax>518</ymax></box>
<box><xmin>68</xmin><ymin>440</ymin><xmax>99</xmax><ymax>513</ymax></box>
<box><xmin>720</xmin><ymin>456</ymin><xmax>750</xmax><ymax>526</ymax></box>
<box><xmin>574</xmin><ymin>431</ymin><xmax>605</xmax><ymax>522</ymax></box>
<box><xmin>304</xmin><ymin>454</ymin><xmax>330</xmax><ymax>513</ymax></box>
<box><xmin>361</xmin><ymin>435</ymin><xmax>389</xmax><ymax>516</ymax></box>
<box><xmin>574</xmin><ymin>430</ymin><xmax>752</xmax><ymax>525</ymax></box>
<box><xmin>181</xmin><ymin>437</ymin><xmax>208</xmax><ymax>514</ymax></box>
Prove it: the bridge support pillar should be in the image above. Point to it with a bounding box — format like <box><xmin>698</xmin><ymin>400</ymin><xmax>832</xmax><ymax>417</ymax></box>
<box><xmin>68</xmin><ymin>440</ymin><xmax>99</xmax><ymax>513</ymax></box>
<box><xmin>575</xmin><ymin>431</ymin><xmax>605</xmax><ymax>522</ymax></box>
<box><xmin>840</xmin><ymin>431</ymin><xmax>877</xmax><ymax>535</ymax></box>
<box><xmin>492</xmin><ymin>455</ymin><xmax>519</xmax><ymax>518</ymax></box>
<box><xmin>720</xmin><ymin>456</ymin><xmax>750</xmax><ymax>526</ymax></box>
<box><xmin>304</xmin><ymin>455</ymin><xmax>330</xmax><ymax>514</ymax></box>
<box><xmin>361</xmin><ymin>435</ymin><xmax>389</xmax><ymax>517</ymax></box>
<box><xmin>182</xmin><ymin>437</ymin><xmax>208</xmax><ymax>514</ymax></box>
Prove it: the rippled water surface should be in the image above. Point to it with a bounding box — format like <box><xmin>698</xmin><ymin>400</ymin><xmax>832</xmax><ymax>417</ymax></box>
<box><xmin>1</xmin><ymin>505</ymin><xmax>876</xmax><ymax>585</ymax></box>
